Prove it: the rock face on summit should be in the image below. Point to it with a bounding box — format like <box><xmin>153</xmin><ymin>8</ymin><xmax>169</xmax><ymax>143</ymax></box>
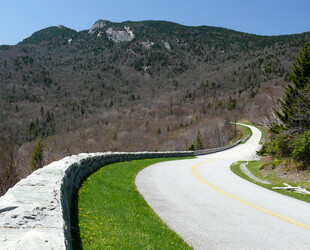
<box><xmin>88</xmin><ymin>20</ymin><xmax>135</xmax><ymax>43</ymax></box>
<box><xmin>106</xmin><ymin>26</ymin><xmax>135</xmax><ymax>43</ymax></box>
<box><xmin>88</xmin><ymin>20</ymin><xmax>108</xmax><ymax>34</ymax></box>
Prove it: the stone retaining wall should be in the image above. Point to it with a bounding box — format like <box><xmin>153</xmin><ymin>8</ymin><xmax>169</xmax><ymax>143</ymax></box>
<box><xmin>0</xmin><ymin>151</ymin><xmax>193</xmax><ymax>250</ymax></box>
<box><xmin>194</xmin><ymin>134</ymin><xmax>250</xmax><ymax>156</ymax></box>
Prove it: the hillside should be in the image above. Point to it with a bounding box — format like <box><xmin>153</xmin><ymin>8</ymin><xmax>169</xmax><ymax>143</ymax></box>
<box><xmin>0</xmin><ymin>20</ymin><xmax>309</xmax><ymax>193</ymax></box>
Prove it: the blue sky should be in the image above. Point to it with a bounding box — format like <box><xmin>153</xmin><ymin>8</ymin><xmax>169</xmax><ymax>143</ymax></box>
<box><xmin>1</xmin><ymin>0</ymin><xmax>309</xmax><ymax>45</ymax></box>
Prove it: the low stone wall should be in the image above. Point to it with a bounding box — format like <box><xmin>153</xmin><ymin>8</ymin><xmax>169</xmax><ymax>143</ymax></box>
<box><xmin>194</xmin><ymin>134</ymin><xmax>250</xmax><ymax>156</ymax></box>
<box><xmin>0</xmin><ymin>151</ymin><xmax>193</xmax><ymax>250</ymax></box>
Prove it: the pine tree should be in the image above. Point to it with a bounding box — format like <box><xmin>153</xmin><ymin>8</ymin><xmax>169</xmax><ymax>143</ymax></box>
<box><xmin>194</xmin><ymin>130</ymin><xmax>203</xmax><ymax>150</ymax></box>
<box><xmin>188</xmin><ymin>130</ymin><xmax>203</xmax><ymax>151</ymax></box>
<box><xmin>267</xmin><ymin>44</ymin><xmax>310</xmax><ymax>163</ymax></box>
<box><xmin>31</xmin><ymin>140</ymin><xmax>44</xmax><ymax>170</ymax></box>
<box><xmin>271</xmin><ymin>43</ymin><xmax>310</xmax><ymax>134</ymax></box>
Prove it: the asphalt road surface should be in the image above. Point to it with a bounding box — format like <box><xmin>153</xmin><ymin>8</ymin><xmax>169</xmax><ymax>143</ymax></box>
<box><xmin>136</xmin><ymin>124</ymin><xmax>310</xmax><ymax>249</ymax></box>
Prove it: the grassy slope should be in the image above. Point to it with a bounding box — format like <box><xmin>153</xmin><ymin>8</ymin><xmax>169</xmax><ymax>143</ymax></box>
<box><xmin>229</xmin><ymin>123</ymin><xmax>252</xmax><ymax>145</ymax></box>
<box><xmin>71</xmin><ymin>158</ymin><xmax>193</xmax><ymax>249</ymax></box>
<box><xmin>238</xmin><ymin>124</ymin><xmax>252</xmax><ymax>143</ymax></box>
<box><xmin>231</xmin><ymin>161</ymin><xmax>310</xmax><ymax>203</ymax></box>
<box><xmin>238</xmin><ymin>121</ymin><xmax>266</xmax><ymax>143</ymax></box>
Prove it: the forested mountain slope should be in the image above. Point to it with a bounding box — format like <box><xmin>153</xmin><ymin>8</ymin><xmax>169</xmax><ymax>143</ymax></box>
<box><xmin>0</xmin><ymin>20</ymin><xmax>309</xmax><ymax>193</ymax></box>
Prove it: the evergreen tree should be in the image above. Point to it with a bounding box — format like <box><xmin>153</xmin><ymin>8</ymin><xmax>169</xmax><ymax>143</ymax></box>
<box><xmin>267</xmin><ymin>44</ymin><xmax>310</xmax><ymax>164</ymax></box>
<box><xmin>271</xmin><ymin>43</ymin><xmax>310</xmax><ymax>134</ymax></box>
<box><xmin>188</xmin><ymin>130</ymin><xmax>203</xmax><ymax>150</ymax></box>
<box><xmin>31</xmin><ymin>140</ymin><xmax>44</xmax><ymax>170</ymax></box>
<box><xmin>194</xmin><ymin>130</ymin><xmax>203</xmax><ymax>150</ymax></box>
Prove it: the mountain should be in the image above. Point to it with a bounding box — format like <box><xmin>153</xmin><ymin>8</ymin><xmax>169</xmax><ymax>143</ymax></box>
<box><xmin>0</xmin><ymin>20</ymin><xmax>309</xmax><ymax>175</ymax></box>
<box><xmin>19</xmin><ymin>25</ymin><xmax>78</xmax><ymax>46</ymax></box>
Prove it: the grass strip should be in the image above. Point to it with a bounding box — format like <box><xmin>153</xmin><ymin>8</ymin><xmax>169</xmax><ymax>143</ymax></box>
<box><xmin>236</xmin><ymin>123</ymin><xmax>252</xmax><ymax>144</ymax></box>
<box><xmin>231</xmin><ymin>161</ymin><xmax>310</xmax><ymax>203</ymax></box>
<box><xmin>238</xmin><ymin>121</ymin><xmax>266</xmax><ymax>144</ymax></box>
<box><xmin>71</xmin><ymin>158</ymin><xmax>193</xmax><ymax>249</ymax></box>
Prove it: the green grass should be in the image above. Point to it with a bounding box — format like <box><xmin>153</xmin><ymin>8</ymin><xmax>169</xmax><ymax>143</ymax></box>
<box><xmin>71</xmin><ymin>158</ymin><xmax>193</xmax><ymax>249</ymax></box>
<box><xmin>238</xmin><ymin>121</ymin><xmax>266</xmax><ymax>144</ymax></box>
<box><xmin>231</xmin><ymin>161</ymin><xmax>310</xmax><ymax>203</ymax></box>
<box><xmin>251</xmin><ymin>124</ymin><xmax>267</xmax><ymax>144</ymax></box>
<box><xmin>235</xmin><ymin>123</ymin><xmax>252</xmax><ymax>144</ymax></box>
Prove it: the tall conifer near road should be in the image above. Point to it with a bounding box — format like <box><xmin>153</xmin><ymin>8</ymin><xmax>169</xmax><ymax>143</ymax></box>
<box><xmin>271</xmin><ymin>43</ymin><xmax>310</xmax><ymax>134</ymax></box>
<box><xmin>268</xmin><ymin>44</ymin><xmax>310</xmax><ymax>164</ymax></box>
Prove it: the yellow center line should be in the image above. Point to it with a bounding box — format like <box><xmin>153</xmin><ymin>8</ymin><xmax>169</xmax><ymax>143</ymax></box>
<box><xmin>192</xmin><ymin>159</ymin><xmax>310</xmax><ymax>231</ymax></box>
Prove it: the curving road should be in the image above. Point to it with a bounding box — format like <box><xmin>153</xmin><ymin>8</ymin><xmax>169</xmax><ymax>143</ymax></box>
<box><xmin>136</xmin><ymin>124</ymin><xmax>310</xmax><ymax>249</ymax></box>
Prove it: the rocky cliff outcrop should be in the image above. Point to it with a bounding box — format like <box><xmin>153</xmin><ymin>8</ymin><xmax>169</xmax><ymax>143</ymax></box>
<box><xmin>106</xmin><ymin>26</ymin><xmax>135</xmax><ymax>42</ymax></box>
<box><xmin>88</xmin><ymin>20</ymin><xmax>135</xmax><ymax>43</ymax></box>
<box><xmin>88</xmin><ymin>19</ymin><xmax>108</xmax><ymax>34</ymax></box>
